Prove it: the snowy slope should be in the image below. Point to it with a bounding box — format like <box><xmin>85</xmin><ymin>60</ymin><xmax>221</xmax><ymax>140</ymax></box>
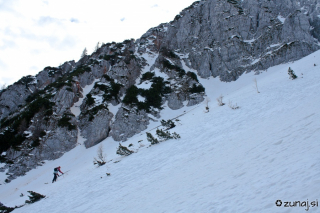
<box><xmin>1</xmin><ymin>50</ymin><xmax>320</xmax><ymax>213</ymax></box>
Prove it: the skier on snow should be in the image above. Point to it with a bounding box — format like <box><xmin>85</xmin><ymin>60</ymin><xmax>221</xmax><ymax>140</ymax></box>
<box><xmin>52</xmin><ymin>166</ymin><xmax>64</xmax><ymax>183</ymax></box>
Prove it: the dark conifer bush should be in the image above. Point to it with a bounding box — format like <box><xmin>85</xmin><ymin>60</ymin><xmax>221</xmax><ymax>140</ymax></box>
<box><xmin>58</xmin><ymin>114</ymin><xmax>76</xmax><ymax>130</ymax></box>
<box><xmin>116</xmin><ymin>144</ymin><xmax>134</xmax><ymax>156</ymax></box>
<box><xmin>0</xmin><ymin>202</ymin><xmax>15</xmax><ymax>213</ymax></box>
<box><xmin>189</xmin><ymin>83</ymin><xmax>205</xmax><ymax>93</ymax></box>
<box><xmin>25</xmin><ymin>191</ymin><xmax>45</xmax><ymax>204</ymax></box>
<box><xmin>146</xmin><ymin>132</ymin><xmax>159</xmax><ymax>145</ymax></box>
<box><xmin>288</xmin><ymin>67</ymin><xmax>297</xmax><ymax>79</ymax></box>
<box><xmin>86</xmin><ymin>94</ymin><xmax>95</xmax><ymax>106</ymax></box>
<box><xmin>160</xmin><ymin>119</ymin><xmax>176</xmax><ymax>129</ymax></box>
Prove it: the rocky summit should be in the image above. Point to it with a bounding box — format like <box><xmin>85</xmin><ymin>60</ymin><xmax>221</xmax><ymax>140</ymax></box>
<box><xmin>1</xmin><ymin>0</ymin><xmax>320</xmax><ymax>182</ymax></box>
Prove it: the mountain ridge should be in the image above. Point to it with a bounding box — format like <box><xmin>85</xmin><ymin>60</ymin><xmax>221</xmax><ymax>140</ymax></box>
<box><xmin>1</xmin><ymin>0</ymin><xmax>320</xmax><ymax>182</ymax></box>
<box><xmin>1</xmin><ymin>46</ymin><xmax>320</xmax><ymax>212</ymax></box>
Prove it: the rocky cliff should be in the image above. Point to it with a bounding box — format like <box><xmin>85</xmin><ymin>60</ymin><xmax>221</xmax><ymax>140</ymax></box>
<box><xmin>1</xmin><ymin>0</ymin><xmax>319</xmax><ymax>182</ymax></box>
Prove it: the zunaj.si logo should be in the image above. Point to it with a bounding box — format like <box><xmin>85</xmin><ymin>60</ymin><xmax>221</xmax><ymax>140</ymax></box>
<box><xmin>275</xmin><ymin>200</ymin><xmax>282</xmax><ymax>207</ymax></box>
<box><xmin>275</xmin><ymin>199</ymin><xmax>318</xmax><ymax>211</ymax></box>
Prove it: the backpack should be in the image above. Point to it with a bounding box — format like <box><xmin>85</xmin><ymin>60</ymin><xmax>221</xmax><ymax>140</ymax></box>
<box><xmin>53</xmin><ymin>168</ymin><xmax>58</xmax><ymax>174</ymax></box>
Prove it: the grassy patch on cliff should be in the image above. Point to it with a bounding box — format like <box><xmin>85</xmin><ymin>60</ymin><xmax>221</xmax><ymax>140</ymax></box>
<box><xmin>58</xmin><ymin>113</ymin><xmax>76</xmax><ymax>130</ymax></box>
<box><xmin>123</xmin><ymin>76</ymin><xmax>171</xmax><ymax>112</ymax></box>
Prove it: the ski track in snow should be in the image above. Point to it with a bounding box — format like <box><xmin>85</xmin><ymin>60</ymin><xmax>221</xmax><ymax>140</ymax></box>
<box><xmin>1</xmin><ymin>50</ymin><xmax>320</xmax><ymax>213</ymax></box>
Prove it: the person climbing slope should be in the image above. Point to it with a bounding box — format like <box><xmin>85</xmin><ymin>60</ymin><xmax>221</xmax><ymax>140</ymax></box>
<box><xmin>52</xmin><ymin>166</ymin><xmax>64</xmax><ymax>183</ymax></box>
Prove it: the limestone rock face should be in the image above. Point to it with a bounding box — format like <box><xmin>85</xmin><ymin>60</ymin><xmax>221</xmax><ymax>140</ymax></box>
<box><xmin>160</xmin><ymin>0</ymin><xmax>320</xmax><ymax>81</ymax></box>
<box><xmin>167</xmin><ymin>93</ymin><xmax>185</xmax><ymax>110</ymax></box>
<box><xmin>79</xmin><ymin>108</ymin><xmax>113</xmax><ymax>148</ymax></box>
<box><xmin>4</xmin><ymin>116</ymin><xmax>77</xmax><ymax>181</ymax></box>
<box><xmin>110</xmin><ymin>107</ymin><xmax>150</xmax><ymax>142</ymax></box>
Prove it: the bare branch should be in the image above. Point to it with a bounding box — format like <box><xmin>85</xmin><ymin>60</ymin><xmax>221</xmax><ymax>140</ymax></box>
<box><xmin>204</xmin><ymin>97</ymin><xmax>210</xmax><ymax>112</ymax></box>
<box><xmin>253</xmin><ymin>78</ymin><xmax>260</xmax><ymax>93</ymax></box>
<box><xmin>228</xmin><ymin>100</ymin><xmax>239</xmax><ymax>110</ymax></box>
<box><xmin>216</xmin><ymin>95</ymin><xmax>225</xmax><ymax>106</ymax></box>
<box><xmin>93</xmin><ymin>144</ymin><xmax>106</xmax><ymax>166</ymax></box>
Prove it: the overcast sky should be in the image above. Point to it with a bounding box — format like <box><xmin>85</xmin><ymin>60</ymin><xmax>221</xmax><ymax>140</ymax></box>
<box><xmin>0</xmin><ymin>0</ymin><xmax>196</xmax><ymax>86</ymax></box>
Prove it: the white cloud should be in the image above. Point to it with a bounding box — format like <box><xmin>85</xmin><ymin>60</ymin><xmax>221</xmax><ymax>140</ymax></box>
<box><xmin>70</xmin><ymin>18</ymin><xmax>79</xmax><ymax>23</ymax></box>
<box><xmin>0</xmin><ymin>39</ymin><xmax>16</xmax><ymax>50</ymax></box>
<box><xmin>0</xmin><ymin>0</ymin><xmax>197</xmax><ymax>85</ymax></box>
<box><xmin>37</xmin><ymin>16</ymin><xmax>64</xmax><ymax>26</ymax></box>
<box><xmin>0</xmin><ymin>58</ymin><xmax>7</xmax><ymax>69</ymax></box>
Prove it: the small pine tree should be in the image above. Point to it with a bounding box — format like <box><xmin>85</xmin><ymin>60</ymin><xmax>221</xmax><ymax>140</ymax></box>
<box><xmin>160</xmin><ymin>119</ymin><xmax>176</xmax><ymax>130</ymax></box>
<box><xmin>171</xmin><ymin>132</ymin><xmax>181</xmax><ymax>139</ymax></box>
<box><xmin>288</xmin><ymin>67</ymin><xmax>297</xmax><ymax>80</ymax></box>
<box><xmin>146</xmin><ymin>132</ymin><xmax>159</xmax><ymax>145</ymax></box>
<box><xmin>1</xmin><ymin>84</ymin><xmax>7</xmax><ymax>91</ymax></box>
<box><xmin>116</xmin><ymin>143</ymin><xmax>133</xmax><ymax>156</ymax></box>
<box><xmin>94</xmin><ymin>42</ymin><xmax>100</xmax><ymax>52</ymax></box>
<box><xmin>156</xmin><ymin>129</ymin><xmax>180</xmax><ymax>141</ymax></box>
<box><xmin>81</xmin><ymin>48</ymin><xmax>88</xmax><ymax>59</ymax></box>
<box><xmin>156</xmin><ymin>129</ymin><xmax>173</xmax><ymax>140</ymax></box>
<box><xmin>25</xmin><ymin>191</ymin><xmax>45</xmax><ymax>204</ymax></box>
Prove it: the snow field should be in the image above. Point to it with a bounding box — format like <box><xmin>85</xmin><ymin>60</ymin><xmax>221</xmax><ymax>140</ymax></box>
<box><xmin>1</xmin><ymin>50</ymin><xmax>320</xmax><ymax>212</ymax></box>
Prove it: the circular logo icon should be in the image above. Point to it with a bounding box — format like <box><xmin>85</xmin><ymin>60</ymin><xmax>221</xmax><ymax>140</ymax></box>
<box><xmin>275</xmin><ymin>200</ymin><xmax>282</xmax><ymax>207</ymax></box>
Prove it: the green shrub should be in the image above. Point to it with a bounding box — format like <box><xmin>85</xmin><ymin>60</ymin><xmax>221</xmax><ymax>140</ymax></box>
<box><xmin>0</xmin><ymin>130</ymin><xmax>26</xmax><ymax>152</ymax></box>
<box><xmin>86</xmin><ymin>94</ymin><xmax>95</xmax><ymax>106</ymax></box>
<box><xmin>71</xmin><ymin>65</ymin><xmax>91</xmax><ymax>77</ymax></box>
<box><xmin>25</xmin><ymin>191</ymin><xmax>45</xmax><ymax>204</ymax></box>
<box><xmin>156</xmin><ymin>129</ymin><xmax>180</xmax><ymax>140</ymax></box>
<box><xmin>45</xmin><ymin>65</ymin><xmax>91</xmax><ymax>91</ymax></box>
<box><xmin>66</xmin><ymin>87</ymin><xmax>73</xmax><ymax>92</ymax></box>
<box><xmin>21</xmin><ymin>97</ymin><xmax>54</xmax><ymax>127</ymax></box>
<box><xmin>87</xmin><ymin>105</ymin><xmax>108</xmax><ymax>121</ymax></box>
<box><xmin>187</xmin><ymin>72</ymin><xmax>199</xmax><ymax>82</ymax></box>
<box><xmin>58</xmin><ymin>114</ymin><xmax>76</xmax><ymax>130</ymax></box>
<box><xmin>146</xmin><ymin>132</ymin><xmax>159</xmax><ymax>145</ymax></box>
<box><xmin>0</xmin><ymin>95</ymin><xmax>54</xmax><ymax>152</ymax></box>
<box><xmin>138</xmin><ymin>87</ymin><xmax>163</xmax><ymax>110</ymax></box>
<box><xmin>0</xmin><ymin>202</ymin><xmax>15</xmax><ymax>212</ymax></box>
<box><xmin>122</xmin><ymin>85</ymin><xmax>139</xmax><ymax>105</ymax></box>
<box><xmin>0</xmin><ymin>155</ymin><xmax>7</xmax><ymax>163</ymax></box>
<box><xmin>115</xmin><ymin>43</ymin><xmax>124</xmax><ymax>49</ymax></box>
<box><xmin>103</xmin><ymin>53</ymin><xmax>119</xmax><ymax>66</ymax></box>
<box><xmin>189</xmin><ymin>83</ymin><xmax>205</xmax><ymax>93</ymax></box>
<box><xmin>102</xmin><ymin>74</ymin><xmax>112</xmax><ymax>81</ymax></box>
<box><xmin>44</xmin><ymin>66</ymin><xmax>59</xmax><ymax>71</ymax></box>
<box><xmin>141</xmin><ymin>72</ymin><xmax>155</xmax><ymax>81</ymax></box>
<box><xmin>123</xmin><ymin>39</ymin><xmax>131</xmax><ymax>44</ymax></box>
<box><xmin>88</xmin><ymin>59</ymin><xmax>99</xmax><ymax>66</ymax></box>
<box><xmin>47</xmin><ymin>78</ymin><xmax>73</xmax><ymax>90</ymax></box>
<box><xmin>174</xmin><ymin>14</ymin><xmax>182</xmax><ymax>21</ymax></box>
<box><xmin>15</xmin><ymin>75</ymin><xmax>35</xmax><ymax>87</ymax></box>
<box><xmin>94</xmin><ymin>81</ymin><xmax>122</xmax><ymax>103</ymax></box>
<box><xmin>184</xmin><ymin>1</ymin><xmax>200</xmax><ymax>11</ymax></box>
<box><xmin>123</xmin><ymin>77</ymin><xmax>171</xmax><ymax>112</ymax></box>
<box><xmin>31</xmin><ymin>139</ymin><xmax>40</xmax><ymax>147</ymax></box>
<box><xmin>45</xmin><ymin>67</ymin><xmax>62</xmax><ymax>77</ymax></box>
<box><xmin>162</xmin><ymin>59</ymin><xmax>185</xmax><ymax>77</ymax></box>
<box><xmin>116</xmin><ymin>143</ymin><xmax>133</xmax><ymax>156</ymax></box>
<box><xmin>25</xmin><ymin>90</ymin><xmax>46</xmax><ymax>103</ymax></box>
<box><xmin>160</xmin><ymin>47</ymin><xmax>178</xmax><ymax>59</ymax></box>
<box><xmin>160</xmin><ymin>119</ymin><xmax>176</xmax><ymax>129</ymax></box>
<box><xmin>39</xmin><ymin>131</ymin><xmax>46</xmax><ymax>137</ymax></box>
<box><xmin>288</xmin><ymin>67</ymin><xmax>297</xmax><ymax>79</ymax></box>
